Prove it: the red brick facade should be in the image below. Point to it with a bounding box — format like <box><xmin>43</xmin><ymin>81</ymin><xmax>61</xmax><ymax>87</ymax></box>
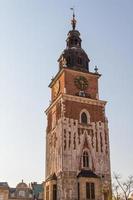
<box><xmin>64</xmin><ymin>100</ymin><xmax>105</xmax><ymax>122</ymax></box>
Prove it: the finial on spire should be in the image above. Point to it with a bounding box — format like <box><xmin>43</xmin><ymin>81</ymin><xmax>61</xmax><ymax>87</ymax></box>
<box><xmin>94</xmin><ymin>65</ymin><xmax>98</xmax><ymax>74</ymax></box>
<box><xmin>70</xmin><ymin>7</ymin><xmax>77</xmax><ymax>30</ymax></box>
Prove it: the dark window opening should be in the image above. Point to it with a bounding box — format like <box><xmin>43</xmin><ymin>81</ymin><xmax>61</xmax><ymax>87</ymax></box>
<box><xmin>83</xmin><ymin>151</ymin><xmax>89</xmax><ymax>168</ymax></box>
<box><xmin>46</xmin><ymin>186</ymin><xmax>49</xmax><ymax>200</ymax></box>
<box><xmin>81</xmin><ymin>112</ymin><xmax>87</xmax><ymax>124</ymax></box>
<box><xmin>79</xmin><ymin>91</ymin><xmax>85</xmax><ymax>97</ymax></box>
<box><xmin>86</xmin><ymin>61</ymin><xmax>88</xmax><ymax>67</ymax></box>
<box><xmin>70</xmin><ymin>39</ymin><xmax>74</xmax><ymax>45</ymax></box>
<box><xmin>53</xmin><ymin>184</ymin><xmax>57</xmax><ymax>200</ymax></box>
<box><xmin>104</xmin><ymin>192</ymin><xmax>108</xmax><ymax>200</ymax></box>
<box><xmin>86</xmin><ymin>183</ymin><xmax>95</xmax><ymax>200</ymax></box>
<box><xmin>78</xmin><ymin>183</ymin><xmax>80</xmax><ymax>200</ymax></box>
<box><xmin>75</xmin><ymin>39</ymin><xmax>78</xmax><ymax>45</ymax></box>
<box><xmin>67</xmin><ymin>56</ymin><xmax>71</xmax><ymax>65</ymax></box>
<box><xmin>78</xmin><ymin>57</ymin><xmax>82</xmax><ymax>65</ymax></box>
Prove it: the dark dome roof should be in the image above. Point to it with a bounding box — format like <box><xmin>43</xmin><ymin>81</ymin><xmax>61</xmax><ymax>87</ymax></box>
<box><xmin>16</xmin><ymin>181</ymin><xmax>28</xmax><ymax>189</ymax></box>
<box><xmin>58</xmin><ymin>17</ymin><xmax>90</xmax><ymax>72</ymax></box>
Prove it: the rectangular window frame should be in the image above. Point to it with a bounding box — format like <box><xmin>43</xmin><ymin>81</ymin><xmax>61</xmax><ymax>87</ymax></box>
<box><xmin>86</xmin><ymin>182</ymin><xmax>95</xmax><ymax>200</ymax></box>
<box><xmin>46</xmin><ymin>185</ymin><xmax>49</xmax><ymax>200</ymax></box>
<box><xmin>53</xmin><ymin>184</ymin><xmax>57</xmax><ymax>200</ymax></box>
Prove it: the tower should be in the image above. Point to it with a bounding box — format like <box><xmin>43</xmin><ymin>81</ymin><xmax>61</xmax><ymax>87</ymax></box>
<box><xmin>44</xmin><ymin>13</ymin><xmax>111</xmax><ymax>200</ymax></box>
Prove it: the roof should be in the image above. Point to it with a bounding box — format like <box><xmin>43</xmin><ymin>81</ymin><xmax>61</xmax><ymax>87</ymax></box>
<box><xmin>16</xmin><ymin>180</ymin><xmax>28</xmax><ymax>189</ymax></box>
<box><xmin>77</xmin><ymin>170</ymin><xmax>99</xmax><ymax>178</ymax></box>
<box><xmin>0</xmin><ymin>182</ymin><xmax>9</xmax><ymax>187</ymax></box>
<box><xmin>9</xmin><ymin>188</ymin><xmax>16</xmax><ymax>193</ymax></box>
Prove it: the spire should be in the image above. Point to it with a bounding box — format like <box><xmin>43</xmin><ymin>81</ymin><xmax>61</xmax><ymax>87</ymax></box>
<box><xmin>58</xmin><ymin>10</ymin><xmax>90</xmax><ymax>72</ymax></box>
<box><xmin>70</xmin><ymin>8</ymin><xmax>77</xmax><ymax>30</ymax></box>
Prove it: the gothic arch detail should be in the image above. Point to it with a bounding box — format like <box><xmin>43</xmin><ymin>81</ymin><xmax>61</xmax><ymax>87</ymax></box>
<box><xmin>78</xmin><ymin>133</ymin><xmax>96</xmax><ymax>171</ymax></box>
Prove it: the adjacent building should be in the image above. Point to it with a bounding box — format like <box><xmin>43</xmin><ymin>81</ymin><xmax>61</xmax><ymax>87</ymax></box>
<box><xmin>0</xmin><ymin>183</ymin><xmax>9</xmax><ymax>200</ymax></box>
<box><xmin>0</xmin><ymin>181</ymin><xmax>43</xmax><ymax>200</ymax></box>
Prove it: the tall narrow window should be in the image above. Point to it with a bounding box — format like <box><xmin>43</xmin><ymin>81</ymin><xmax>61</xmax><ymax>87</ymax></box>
<box><xmin>75</xmin><ymin>39</ymin><xmax>78</xmax><ymax>45</ymax></box>
<box><xmin>81</xmin><ymin>112</ymin><xmax>87</xmax><ymax>124</ymax></box>
<box><xmin>86</xmin><ymin>183</ymin><xmax>91</xmax><ymax>199</ymax></box>
<box><xmin>78</xmin><ymin>183</ymin><xmax>80</xmax><ymax>200</ymax></box>
<box><xmin>78</xmin><ymin>57</ymin><xmax>82</xmax><ymax>64</ymax></box>
<box><xmin>67</xmin><ymin>56</ymin><xmax>71</xmax><ymax>65</ymax></box>
<box><xmin>91</xmin><ymin>183</ymin><xmax>95</xmax><ymax>199</ymax></box>
<box><xmin>46</xmin><ymin>186</ymin><xmax>49</xmax><ymax>200</ymax></box>
<box><xmin>83</xmin><ymin>151</ymin><xmax>89</xmax><ymax>168</ymax></box>
<box><xmin>53</xmin><ymin>184</ymin><xmax>57</xmax><ymax>200</ymax></box>
<box><xmin>70</xmin><ymin>39</ymin><xmax>74</xmax><ymax>45</ymax></box>
<box><xmin>86</xmin><ymin>183</ymin><xmax>95</xmax><ymax>200</ymax></box>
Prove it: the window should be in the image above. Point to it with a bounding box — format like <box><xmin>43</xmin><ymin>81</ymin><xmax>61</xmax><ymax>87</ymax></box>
<box><xmin>75</xmin><ymin>39</ymin><xmax>78</xmax><ymax>45</ymax></box>
<box><xmin>0</xmin><ymin>194</ymin><xmax>4</xmax><ymax>200</ymax></box>
<box><xmin>79</xmin><ymin>91</ymin><xmax>85</xmax><ymax>97</ymax></box>
<box><xmin>78</xmin><ymin>57</ymin><xmax>82</xmax><ymax>65</ymax></box>
<box><xmin>83</xmin><ymin>151</ymin><xmax>89</xmax><ymax>168</ymax></box>
<box><xmin>104</xmin><ymin>192</ymin><xmax>108</xmax><ymax>200</ymax></box>
<box><xmin>78</xmin><ymin>183</ymin><xmax>80</xmax><ymax>200</ymax></box>
<box><xmin>81</xmin><ymin>112</ymin><xmax>87</xmax><ymax>124</ymax></box>
<box><xmin>86</xmin><ymin>61</ymin><xmax>88</xmax><ymax>67</ymax></box>
<box><xmin>80</xmin><ymin>109</ymin><xmax>90</xmax><ymax>124</ymax></box>
<box><xmin>46</xmin><ymin>186</ymin><xmax>49</xmax><ymax>200</ymax></box>
<box><xmin>70</xmin><ymin>39</ymin><xmax>74</xmax><ymax>45</ymax></box>
<box><xmin>18</xmin><ymin>190</ymin><xmax>25</xmax><ymax>197</ymax></box>
<box><xmin>67</xmin><ymin>56</ymin><xmax>71</xmax><ymax>65</ymax></box>
<box><xmin>86</xmin><ymin>183</ymin><xmax>95</xmax><ymax>200</ymax></box>
<box><xmin>53</xmin><ymin>184</ymin><xmax>57</xmax><ymax>200</ymax></box>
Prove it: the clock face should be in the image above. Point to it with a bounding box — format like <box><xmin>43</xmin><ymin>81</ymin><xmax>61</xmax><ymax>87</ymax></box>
<box><xmin>53</xmin><ymin>80</ymin><xmax>60</xmax><ymax>98</ymax></box>
<box><xmin>74</xmin><ymin>76</ymin><xmax>88</xmax><ymax>90</ymax></box>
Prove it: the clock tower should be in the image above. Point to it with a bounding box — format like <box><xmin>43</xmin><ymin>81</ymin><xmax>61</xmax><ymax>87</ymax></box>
<box><xmin>44</xmin><ymin>13</ymin><xmax>112</xmax><ymax>200</ymax></box>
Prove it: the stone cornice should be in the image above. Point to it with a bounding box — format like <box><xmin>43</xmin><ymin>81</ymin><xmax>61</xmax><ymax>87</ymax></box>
<box><xmin>45</xmin><ymin>93</ymin><xmax>107</xmax><ymax>114</ymax></box>
<box><xmin>63</xmin><ymin>94</ymin><xmax>107</xmax><ymax>107</ymax></box>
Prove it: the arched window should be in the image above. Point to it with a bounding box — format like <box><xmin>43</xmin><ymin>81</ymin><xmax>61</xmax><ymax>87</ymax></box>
<box><xmin>80</xmin><ymin>109</ymin><xmax>90</xmax><ymax>124</ymax></box>
<box><xmin>83</xmin><ymin>151</ymin><xmax>89</xmax><ymax>168</ymax></box>
<box><xmin>81</xmin><ymin>112</ymin><xmax>87</xmax><ymax>124</ymax></box>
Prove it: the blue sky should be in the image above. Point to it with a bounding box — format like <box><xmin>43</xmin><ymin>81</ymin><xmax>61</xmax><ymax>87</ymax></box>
<box><xmin>0</xmin><ymin>0</ymin><xmax>133</xmax><ymax>187</ymax></box>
